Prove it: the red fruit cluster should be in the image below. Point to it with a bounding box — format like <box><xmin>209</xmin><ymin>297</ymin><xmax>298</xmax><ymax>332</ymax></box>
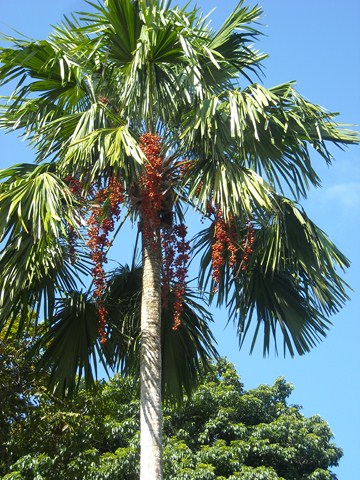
<box><xmin>161</xmin><ymin>224</ymin><xmax>191</xmax><ymax>330</ymax></box>
<box><xmin>211</xmin><ymin>212</ymin><xmax>238</xmax><ymax>293</ymax></box>
<box><xmin>139</xmin><ymin>134</ymin><xmax>191</xmax><ymax>329</ymax></box>
<box><xmin>98</xmin><ymin>95</ymin><xmax>109</xmax><ymax>105</ymax></box>
<box><xmin>139</xmin><ymin>133</ymin><xmax>164</xmax><ymax>244</ymax></box>
<box><xmin>64</xmin><ymin>175</ymin><xmax>124</xmax><ymax>343</ymax></box>
<box><xmin>240</xmin><ymin>221</ymin><xmax>255</xmax><ymax>271</ymax></box>
<box><xmin>65</xmin><ymin>176</ymin><xmax>82</xmax><ymax>196</ymax></box>
<box><xmin>172</xmin><ymin>224</ymin><xmax>191</xmax><ymax>330</ymax></box>
<box><xmin>87</xmin><ymin>177</ymin><xmax>124</xmax><ymax>344</ymax></box>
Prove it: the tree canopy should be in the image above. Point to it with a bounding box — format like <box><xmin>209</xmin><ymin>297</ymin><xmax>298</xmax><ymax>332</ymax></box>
<box><xmin>1</xmin><ymin>351</ymin><xmax>342</xmax><ymax>480</ymax></box>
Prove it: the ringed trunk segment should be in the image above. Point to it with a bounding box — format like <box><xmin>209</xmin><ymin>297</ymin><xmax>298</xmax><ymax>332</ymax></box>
<box><xmin>140</xmin><ymin>230</ymin><xmax>163</xmax><ymax>479</ymax></box>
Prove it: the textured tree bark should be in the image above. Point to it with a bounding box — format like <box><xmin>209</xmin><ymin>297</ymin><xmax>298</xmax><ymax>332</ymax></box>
<box><xmin>140</xmin><ymin>229</ymin><xmax>163</xmax><ymax>480</ymax></box>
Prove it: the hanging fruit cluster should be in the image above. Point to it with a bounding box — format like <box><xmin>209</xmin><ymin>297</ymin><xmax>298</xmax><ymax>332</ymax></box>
<box><xmin>139</xmin><ymin>133</ymin><xmax>164</xmax><ymax>245</ymax></box>
<box><xmin>65</xmin><ymin>175</ymin><xmax>125</xmax><ymax>343</ymax></box>
<box><xmin>211</xmin><ymin>211</ymin><xmax>238</xmax><ymax>292</ymax></box>
<box><xmin>87</xmin><ymin>177</ymin><xmax>124</xmax><ymax>344</ymax></box>
<box><xmin>167</xmin><ymin>223</ymin><xmax>190</xmax><ymax>331</ymax></box>
<box><xmin>161</xmin><ymin>225</ymin><xmax>192</xmax><ymax>330</ymax></box>
<box><xmin>139</xmin><ymin>134</ymin><xmax>191</xmax><ymax>330</ymax></box>
<box><xmin>240</xmin><ymin>221</ymin><xmax>255</xmax><ymax>272</ymax></box>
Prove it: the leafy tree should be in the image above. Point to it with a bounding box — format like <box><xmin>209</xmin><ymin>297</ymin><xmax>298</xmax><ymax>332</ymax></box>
<box><xmin>0</xmin><ymin>331</ymin><xmax>35</xmax><ymax>473</ymax></box>
<box><xmin>0</xmin><ymin>1</ymin><xmax>357</xmax><ymax>478</ymax></box>
<box><xmin>0</xmin><ymin>359</ymin><xmax>342</xmax><ymax>480</ymax></box>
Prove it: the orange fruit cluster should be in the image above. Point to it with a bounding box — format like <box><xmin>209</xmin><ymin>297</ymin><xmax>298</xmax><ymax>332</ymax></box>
<box><xmin>86</xmin><ymin>177</ymin><xmax>124</xmax><ymax>344</ymax></box>
<box><xmin>171</xmin><ymin>224</ymin><xmax>190</xmax><ymax>330</ymax></box>
<box><xmin>139</xmin><ymin>133</ymin><xmax>164</xmax><ymax>245</ymax></box>
<box><xmin>211</xmin><ymin>212</ymin><xmax>238</xmax><ymax>292</ymax></box>
<box><xmin>139</xmin><ymin>134</ymin><xmax>192</xmax><ymax>330</ymax></box>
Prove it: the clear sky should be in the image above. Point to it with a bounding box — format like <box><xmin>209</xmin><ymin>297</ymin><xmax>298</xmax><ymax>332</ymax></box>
<box><xmin>0</xmin><ymin>1</ymin><xmax>359</xmax><ymax>478</ymax></box>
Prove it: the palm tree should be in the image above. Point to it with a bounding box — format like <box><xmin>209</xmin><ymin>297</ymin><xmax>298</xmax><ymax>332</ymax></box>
<box><xmin>0</xmin><ymin>0</ymin><xmax>358</xmax><ymax>478</ymax></box>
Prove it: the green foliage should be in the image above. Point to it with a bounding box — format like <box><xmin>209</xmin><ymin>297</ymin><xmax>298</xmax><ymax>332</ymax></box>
<box><xmin>1</xmin><ymin>371</ymin><xmax>141</xmax><ymax>480</ymax></box>
<box><xmin>0</xmin><ymin>358</ymin><xmax>342</xmax><ymax>480</ymax></box>
<box><xmin>0</xmin><ymin>334</ymin><xmax>35</xmax><ymax>473</ymax></box>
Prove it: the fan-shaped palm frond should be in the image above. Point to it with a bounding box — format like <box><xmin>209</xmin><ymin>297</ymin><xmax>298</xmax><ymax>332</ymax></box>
<box><xmin>194</xmin><ymin>195</ymin><xmax>350</xmax><ymax>356</ymax></box>
<box><xmin>0</xmin><ymin>163</ymin><xmax>88</xmax><ymax>330</ymax></box>
<box><xmin>180</xmin><ymin>82</ymin><xmax>358</xmax><ymax>217</ymax></box>
<box><xmin>207</xmin><ymin>0</ymin><xmax>266</xmax><ymax>82</ymax></box>
<box><xmin>33</xmin><ymin>291</ymin><xmax>102</xmax><ymax>397</ymax></box>
<box><xmin>0</xmin><ymin>35</ymin><xmax>89</xmax><ymax>143</ymax></box>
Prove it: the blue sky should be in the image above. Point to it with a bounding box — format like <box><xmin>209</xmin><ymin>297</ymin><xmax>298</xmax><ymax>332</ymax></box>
<box><xmin>0</xmin><ymin>1</ymin><xmax>359</xmax><ymax>478</ymax></box>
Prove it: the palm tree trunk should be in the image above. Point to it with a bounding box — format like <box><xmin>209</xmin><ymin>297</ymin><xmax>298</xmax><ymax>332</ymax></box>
<box><xmin>140</xmin><ymin>228</ymin><xmax>163</xmax><ymax>479</ymax></box>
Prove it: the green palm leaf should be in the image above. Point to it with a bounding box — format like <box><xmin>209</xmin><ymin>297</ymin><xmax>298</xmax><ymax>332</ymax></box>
<box><xmin>34</xmin><ymin>291</ymin><xmax>101</xmax><ymax>397</ymax></box>
<box><xmin>194</xmin><ymin>196</ymin><xmax>350</xmax><ymax>356</ymax></box>
<box><xmin>0</xmin><ymin>163</ymin><xmax>88</xmax><ymax>329</ymax></box>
